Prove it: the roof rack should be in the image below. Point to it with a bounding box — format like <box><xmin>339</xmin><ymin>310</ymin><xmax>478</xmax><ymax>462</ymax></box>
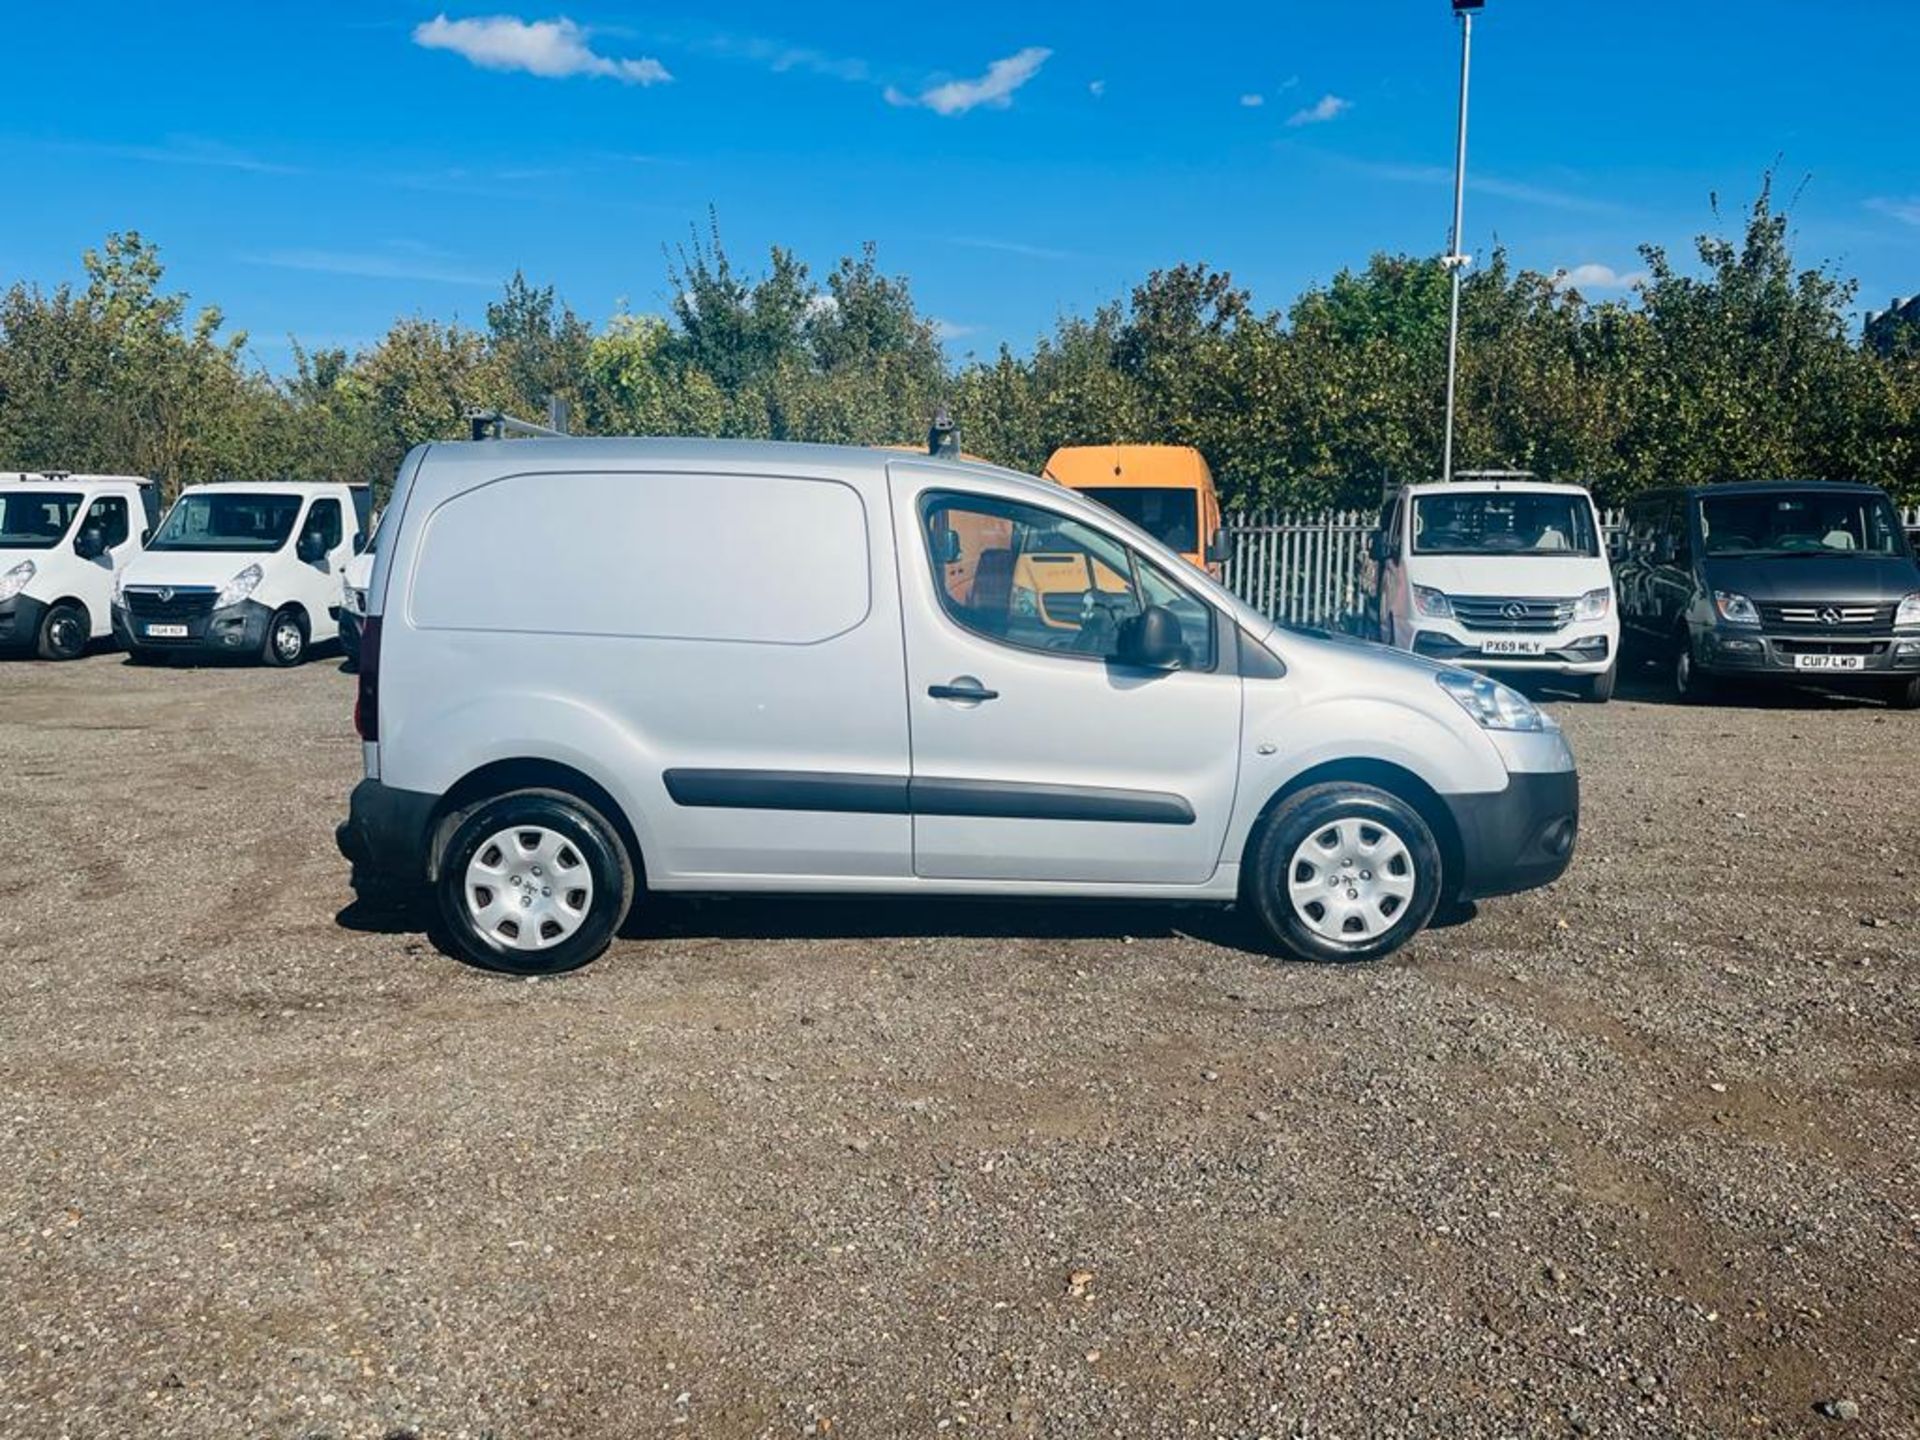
<box><xmin>465</xmin><ymin>396</ymin><xmax>572</xmax><ymax>441</ymax></box>
<box><xmin>1449</xmin><ymin>468</ymin><xmax>1540</xmax><ymax>483</ymax></box>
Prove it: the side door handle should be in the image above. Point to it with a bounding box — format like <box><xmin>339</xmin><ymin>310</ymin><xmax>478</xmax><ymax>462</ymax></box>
<box><xmin>929</xmin><ymin>680</ymin><xmax>999</xmax><ymax>703</ymax></box>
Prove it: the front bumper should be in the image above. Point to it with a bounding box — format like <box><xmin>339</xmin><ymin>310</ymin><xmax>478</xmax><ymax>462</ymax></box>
<box><xmin>1413</xmin><ymin>620</ymin><xmax>1615</xmax><ymax>673</ymax></box>
<box><xmin>113</xmin><ymin>598</ymin><xmax>274</xmax><ymax>655</ymax></box>
<box><xmin>1441</xmin><ymin>768</ymin><xmax>1580</xmax><ymax>902</ymax></box>
<box><xmin>336</xmin><ymin>778</ymin><xmax>440</xmax><ymax>891</ymax></box>
<box><xmin>0</xmin><ymin>594</ymin><xmax>49</xmax><ymax>651</ymax></box>
<box><xmin>1699</xmin><ymin>627</ymin><xmax>1920</xmax><ymax>679</ymax></box>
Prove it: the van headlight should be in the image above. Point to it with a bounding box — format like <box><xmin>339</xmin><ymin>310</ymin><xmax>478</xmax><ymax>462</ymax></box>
<box><xmin>1574</xmin><ymin>586</ymin><xmax>1612</xmax><ymax>620</ymax></box>
<box><xmin>1412</xmin><ymin>585</ymin><xmax>1454</xmax><ymax>619</ymax></box>
<box><xmin>1437</xmin><ymin>670</ymin><xmax>1549</xmax><ymax>732</ymax></box>
<box><xmin>1897</xmin><ymin>592</ymin><xmax>1920</xmax><ymax>629</ymax></box>
<box><xmin>1713</xmin><ymin>590</ymin><xmax>1760</xmax><ymax>626</ymax></box>
<box><xmin>215</xmin><ymin>563</ymin><xmax>264</xmax><ymax>609</ymax></box>
<box><xmin>0</xmin><ymin>559</ymin><xmax>36</xmax><ymax>602</ymax></box>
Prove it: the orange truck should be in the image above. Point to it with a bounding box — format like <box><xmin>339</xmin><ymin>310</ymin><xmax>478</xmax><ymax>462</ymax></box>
<box><xmin>1041</xmin><ymin>445</ymin><xmax>1228</xmax><ymax>575</ymax></box>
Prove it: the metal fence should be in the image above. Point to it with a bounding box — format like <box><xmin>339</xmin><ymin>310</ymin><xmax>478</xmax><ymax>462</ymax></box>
<box><xmin>1221</xmin><ymin>504</ymin><xmax>1920</xmax><ymax>631</ymax></box>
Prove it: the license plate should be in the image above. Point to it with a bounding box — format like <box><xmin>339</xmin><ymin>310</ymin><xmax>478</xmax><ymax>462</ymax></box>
<box><xmin>144</xmin><ymin>624</ymin><xmax>188</xmax><ymax>639</ymax></box>
<box><xmin>1482</xmin><ymin>638</ymin><xmax>1545</xmax><ymax>656</ymax></box>
<box><xmin>1795</xmin><ymin>654</ymin><xmax>1864</xmax><ymax>671</ymax></box>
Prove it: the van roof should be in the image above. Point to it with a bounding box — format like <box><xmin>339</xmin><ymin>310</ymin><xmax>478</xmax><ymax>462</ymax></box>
<box><xmin>416</xmin><ymin>435</ymin><xmax>1047</xmax><ymax>491</ymax></box>
<box><xmin>1401</xmin><ymin>478</ymin><xmax>1594</xmax><ymax>499</ymax></box>
<box><xmin>1042</xmin><ymin>445</ymin><xmax>1213</xmax><ymax>491</ymax></box>
<box><xmin>0</xmin><ymin>472</ymin><xmax>153</xmax><ymax>488</ymax></box>
<box><xmin>1673</xmin><ymin>480</ymin><xmax>1892</xmax><ymax>498</ymax></box>
<box><xmin>174</xmin><ymin>480</ymin><xmax>367</xmax><ymax>497</ymax></box>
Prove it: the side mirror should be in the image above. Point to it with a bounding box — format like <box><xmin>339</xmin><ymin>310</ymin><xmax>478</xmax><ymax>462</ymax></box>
<box><xmin>296</xmin><ymin>531</ymin><xmax>327</xmax><ymax>564</ymax></box>
<box><xmin>73</xmin><ymin>526</ymin><xmax>107</xmax><ymax>560</ymax></box>
<box><xmin>353</xmin><ymin>532</ymin><xmax>368</xmax><ymax>555</ymax></box>
<box><xmin>140</xmin><ymin>528</ymin><xmax>153</xmax><ymax>547</ymax></box>
<box><xmin>1368</xmin><ymin>532</ymin><xmax>1387</xmax><ymax>564</ymax></box>
<box><xmin>1206</xmin><ymin>532</ymin><xmax>1232</xmax><ymax>566</ymax></box>
<box><xmin>1115</xmin><ymin>604</ymin><xmax>1186</xmax><ymax>669</ymax></box>
<box><xmin>937</xmin><ymin>529</ymin><xmax>963</xmax><ymax>566</ymax></box>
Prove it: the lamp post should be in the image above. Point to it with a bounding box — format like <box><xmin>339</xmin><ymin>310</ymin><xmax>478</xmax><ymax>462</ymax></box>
<box><xmin>1440</xmin><ymin>0</ymin><xmax>1483</xmax><ymax>485</ymax></box>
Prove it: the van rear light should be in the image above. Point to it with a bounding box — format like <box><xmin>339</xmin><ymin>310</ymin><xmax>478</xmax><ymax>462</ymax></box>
<box><xmin>354</xmin><ymin>616</ymin><xmax>382</xmax><ymax>741</ymax></box>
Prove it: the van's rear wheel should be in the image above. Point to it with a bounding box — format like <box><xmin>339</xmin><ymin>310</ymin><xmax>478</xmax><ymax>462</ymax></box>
<box><xmin>436</xmin><ymin>790</ymin><xmax>633</xmax><ymax>974</ymax></box>
<box><xmin>1246</xmin><ymin>784</ymin><xmax>1442</xmax><ymax>963</ymax></box>
<box><xmin>37</xmin><ymin>602</ymin><xmax>89</xmax><ymax>660</ymax></box>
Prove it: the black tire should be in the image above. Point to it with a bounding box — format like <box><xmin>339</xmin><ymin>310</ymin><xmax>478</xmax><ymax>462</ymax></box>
<box><xmin>262</xmin><ymin>607</ymin><xmax>308</xmax><ymax>667</ymax></box>
<box><xmin>1886</xmin><ymin>675</ymin><xmax>1920</xmax><ymax>711</ymax></box>
<box><xmin>434</xmin><ymin>790</ymin><xmax>634</xmax><ymax>975</ymax></box>
<box><xmin>1673</xmin><ymin>635</ymin><xmax>1717</xmax><ymax>703</ymax></box>
<box><xmin>1581</xmin><ymin>662</ymin><xmax>1617</xmax><ymax>703</ymax></box>
<box><xmin>36</xmin><ymin>601</ymin><xmax>89</xmax><ymax>661</ymax></box>
<box><xmin>126</xmin><ymin>645</ymin><xmax>167</xmax><ymax>666</ymax></box>
<box><xmin>1244</xmin><ymin>783</ymin><xmax>1444</xmax><ymax>964</ymax></box>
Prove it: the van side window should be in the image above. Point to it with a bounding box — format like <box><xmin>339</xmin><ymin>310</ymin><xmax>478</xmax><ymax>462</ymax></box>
<box><xmin>306</xmin><ymin>499</ymin><xmax>343</xmax><ymax>551</ymax></box>
<box><xmin>922</xmin><ymin>494</ymin><xmax>1215</xmax><ymax>669</ymax></box>
<box><xmin>87</xmin><ymin>496</ymin><xmax>130</xmax><ymax>548</ymax></box>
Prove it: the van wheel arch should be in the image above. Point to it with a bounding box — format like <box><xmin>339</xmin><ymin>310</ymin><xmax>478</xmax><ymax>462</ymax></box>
<box><xmin>1242</xmin><ymin>759</ymin><xmax>1464</xmax><ymax>905</ymax></box>
<box><xmin>428</xmin><ymin>759</ymin><xmax>647</xmax><ymax>890</ymax></box>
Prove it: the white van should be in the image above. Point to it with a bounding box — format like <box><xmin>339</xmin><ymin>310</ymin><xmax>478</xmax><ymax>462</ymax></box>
<box><xmin>1374</xmin><ymin>478</ymin><xmax>1621</xmax><ymax>701</ymax></box>
<box><xmin>0</xmin><ymin>473</ymin><xmax>159</xmax><ymax>659</ymax></box>
<box><xmin>114</xmin><ymin>481</ymin><xmax>370</xmax><ymax>665</ymax></box>
<box><xmin>339</xmin><ymin>439</ymin><xmax>1579</xmax><ymax>974</ymax></box>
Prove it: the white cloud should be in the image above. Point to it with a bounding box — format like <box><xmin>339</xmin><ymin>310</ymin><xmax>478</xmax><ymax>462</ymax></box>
<box><xmin>1552</xmin><ymin>263</ymin><xmax>1648</xmax><ymax>292</ymax></box>
<box><xmin>413</xmin><ymin>14</ymin><xmax>671</xmax><ymax>85</ymax></box>
<box><xmin>1867</xmin><ymin>196</ymin><xmax>1920</xmax><ymax>227</ymax></box>
<box><xmin>1239</xmin><ymin>93</ymin><xmax>1264</xmax><ymax>108</ymax></box>
<box><xmin>1088</xmin><ymin>79</ymin><xmax>1106</xmax><ymax>98</ymax></box>
<box><xmin>244</xmin><ymin>247</ymin><xmax>496</xmax><ymax>287</ymax></box>
<box><xmin>940</xmin><ymin>234</ymin><xmax>1085</xmax><ymax>262</ymax></box>
<box><xmin>886</xmin><ymin>46</ymin><xmax>1051</xmax><ymax>115</ymax></box>
<box><xmin>931</xmin><ymin>318</ymin><xmax>979</xmax><ymax>342</ymax></box>
<box><xmin>1286</xmin><ymin>93</ymin><xmax>1351</xmax><ymax>127</ymax></box>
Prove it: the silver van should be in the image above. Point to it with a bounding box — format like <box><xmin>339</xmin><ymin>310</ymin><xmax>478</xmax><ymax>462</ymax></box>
<box><xmin>337</xmin><ymin>439</ymin><xmax>1579</xmax><ymax>974</ymax></box>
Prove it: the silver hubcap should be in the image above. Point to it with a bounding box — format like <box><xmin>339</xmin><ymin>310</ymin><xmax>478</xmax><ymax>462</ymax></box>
<box><xmin>51</xmin><ymin>617</ymin><xmax>82</xmax><ymax>652</ymax></box>
<box><xmin>274</xmin><ymin>621</ymin><xmax>302</xmax><ymax>658</ymax></box>
<box><xmin>464</xmin><ymin>826</ymin><xmax>594</xmax><ymax>951</ymax></box>
<box><xmin>1286</xmin><ymin>817</ymin><xmax>1417</xmax><ymax>945</ymax></box>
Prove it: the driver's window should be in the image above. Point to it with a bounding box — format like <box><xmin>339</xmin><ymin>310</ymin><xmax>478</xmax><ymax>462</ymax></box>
<box><xmin>307</xmin><ymin>499</ymin><xmax>343</xmax><ymax>552</ymax></box>
<box><xmin>922</xmin><ymin>494</ymin><xmax>1214</xmax><ymax>668</ymax></box>
<box><xmin>88</xmin><ymin>497</ymin><xmax>130</xmax><ymax>549</ymax></box>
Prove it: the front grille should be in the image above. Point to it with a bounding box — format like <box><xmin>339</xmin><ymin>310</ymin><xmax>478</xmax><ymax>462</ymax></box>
<box><xmin>124</xmin><ymin>587</ymin><xmax>217</xmax><ymax>624</ymax></box>
<box><xmin>1758</xmin><ymin>602</ymin><xmax>1894</xmax><ymax>634</ymax></box>
<box><xmin>1773</xmin><ymin>638</ymin><xmax>1889</xmax><ymax>658</ymax></box>
<box><xmin>1450</xmin><ymin>596</ymin><xmax>1576</xmax><ymax>633</ymax></box>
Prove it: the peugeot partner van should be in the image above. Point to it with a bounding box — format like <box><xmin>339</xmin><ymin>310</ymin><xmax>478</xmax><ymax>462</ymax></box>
<box><xmin>0</xmin><ymin>473</ymin><xmax>159</xmax><ymax>659</ymax></box>
<box><xmin>114</xmin><ymin>481</ymin><xmax>370</xmax><ymax>665</ymax></box>
<box><xmin>1615</xmin><ymin>481</ymin><xmax>1920</xmax><ymax>706</ymax></box>
<box><xmin>1375</xmin><ymin>478</ymin><xmax>1620</xmax><ymax>701</ymax></box>
<box><xmin>338</xmin><ymin>438</ymin><xmax>1579</xmax><ymax>975</ymax></box>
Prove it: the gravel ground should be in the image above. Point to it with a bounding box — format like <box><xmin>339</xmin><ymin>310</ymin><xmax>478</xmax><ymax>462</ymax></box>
<box><xmin>1</xmin><ymin>652</ymin><xmax>1916</xmax><ymax>1439</ymax></box>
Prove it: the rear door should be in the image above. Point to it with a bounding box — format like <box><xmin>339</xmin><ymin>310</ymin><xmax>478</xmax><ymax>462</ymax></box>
<box><xmin>890</xmin><ymin>466</ymin><xmax>1243</xmax><ymax>885</ymax></box>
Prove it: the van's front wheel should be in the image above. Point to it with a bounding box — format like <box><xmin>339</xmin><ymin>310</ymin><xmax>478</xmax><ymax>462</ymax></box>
<box><xmin>37</xmin><ymin>602</ymin><xmax>89</xmax><ymax>660</ymax></box>
<box><xmin>262</xmin><ymin>607</ymin><xmax>308</xmax><ymax>667</ymax></box>
<box><xmin>436</xmin><ymin>791</ymin><xmax>633</xmax><ymax>974</ymax></box>
<box><xmin>1246</xmin><ymin>784</ymin><xmax>1442</xmax><ymax>963</ymax></box>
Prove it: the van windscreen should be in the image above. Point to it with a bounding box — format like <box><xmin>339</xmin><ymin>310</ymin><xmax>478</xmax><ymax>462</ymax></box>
<box><xmin>1698</xmin><ymin>491</ymin><xmax>1908</xmax><ymax>558</ymax></box>
<box><xmin>1078</xmin><ymin>487</ymin><xmax>1199</xmax><ymax>554</ymax></box>
<box><xmin>148</xmin><ymin>492</ymin><xmax>303</xmax><ymax>553</ymax></box>
<box><xmin>1412</xmin><ymin>492</ymin><xmax>1598</xmax><ymax>556</ymax></box>
<box><xmin>0</xmin><ymin>490</ymin><xmax>83</xmax><ymax>549</ymax></box>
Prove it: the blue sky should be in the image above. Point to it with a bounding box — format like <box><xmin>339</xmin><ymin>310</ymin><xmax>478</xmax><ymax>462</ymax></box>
<box><xmin>4</xmin><ymin>1</ymin><xmax>1917</xmax><ymax>371</ymax></box>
